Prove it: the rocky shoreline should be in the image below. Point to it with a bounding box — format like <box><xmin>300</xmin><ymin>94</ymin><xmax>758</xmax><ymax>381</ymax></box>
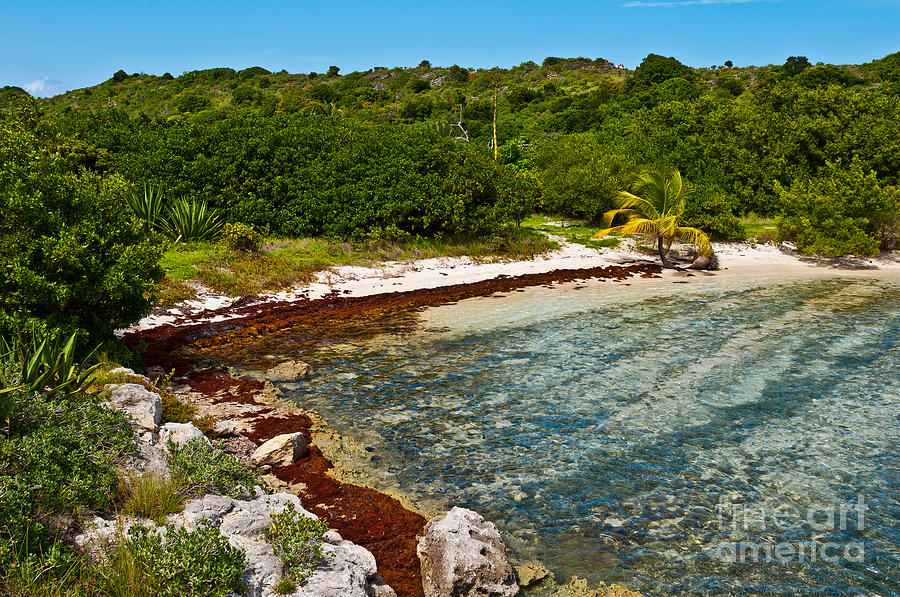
<box><xmin>123</xmin><ymin>264</ymin><xmax>657</xmax><ymax>596</ymax></box>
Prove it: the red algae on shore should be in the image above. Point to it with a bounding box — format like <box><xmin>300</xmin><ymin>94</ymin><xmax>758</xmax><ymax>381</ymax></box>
<box><xmin>125</xmin><ymin>263</ymin><xmax>659</xmax><ymax>597</ymax></box>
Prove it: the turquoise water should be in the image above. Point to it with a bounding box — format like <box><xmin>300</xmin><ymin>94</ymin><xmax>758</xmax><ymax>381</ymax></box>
<box><xmin>264</xmin><ymin>275</ymin><xmax>899</xmax><ymax>595</ymax></box>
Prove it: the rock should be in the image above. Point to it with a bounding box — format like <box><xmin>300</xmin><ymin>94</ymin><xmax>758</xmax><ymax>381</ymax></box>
<box><xmin>515</xmin><ymin>562</ymin><xmax>552</xmax><ymax>588</ymax></box>
<box><xmin>370</xmin><ymin>576</ymin><xmax>399</xmax><ymax>597</ymax></box>
<box><xmin>687</xmin><ymin>253</ymin><xmax>720</xmax><ymax>271</ymax></box>
<box><xmin>265</xmin><ymin>360</ymin><xmax>313</xmax><ymax>381</ymax></box>
<box><xmin>143</xmin><ymin>365</ymin><xmax>169</xmax><ymax>384</ymax></box>
<box><xmin>251</xmin><ymin>432</ymin><xmax>308</xmax><ymax>468</ymax></box>
<box><xmin>108</xmin><ymin>383</ymin><xmax>162</xmax><ymax>432</ymax></box>
<box><xmin>417</xmin><ymin>506</ymin><xmax>519</xmax><ymax>597</ymax></box>
<box><xmin>159</xmin><ymin>422</ymin><xmax>209</xmax><ymax>447</ymax></box>
<box><xmin>553</xmin><ymin>577</ymin><xmax>642</xmax><ymax>597</ymax></box>
<box><xmin>213</xmin><ymin>419</ymin><xmax>239</xmax><ymax>436</ymax></box>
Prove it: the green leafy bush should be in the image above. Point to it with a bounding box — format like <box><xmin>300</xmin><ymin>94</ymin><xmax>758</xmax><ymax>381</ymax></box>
<box><xmin>113</xmin><ymin>522</ymin><xmax>247</xmax><ymax>597</ymax></box>
<box><xmin>221</xmin><ymin>222</ymin><xmax>264</xmax><ymax>253</ymax></box>
<box><xmin>167</xmin><ymin>438</ymin><xmax>259</xmax><ymax>497</ymax></box>
<box><xmin>0</xmin><ymin>381</ymin><xmax>133</xmax><ymax>567</ymax></box>
<box><xmin>777</xmin><ymin>160</ymin><xmax>897</xmax><ymax>256</ymax></box>
<box><xmin>0</xmin><ymin>105</ymin><xmax>163</xmax><ymax>342</ymax></box>
<box><xmin>265</xmin><ymin>503</ymin><xmax>329</xmax><ymax>584</ymax></box>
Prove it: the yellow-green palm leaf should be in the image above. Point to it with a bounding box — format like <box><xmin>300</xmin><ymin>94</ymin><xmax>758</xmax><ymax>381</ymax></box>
<box><xmin>592</xmin><ymin>168</ymin><xmax>712</xmax><ymax>266</ymax></box>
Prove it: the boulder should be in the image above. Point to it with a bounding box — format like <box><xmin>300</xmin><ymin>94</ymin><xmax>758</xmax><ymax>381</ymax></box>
<box><xmin>687</xmin><ymin>253</ymin><xmax>720</xmax><ymax>271</ymax></box>
<box><xmin>265</xmin><ymin>360</ymin><xmax>313</xmax><ymax>381</ymax></box>
<box><xmin>417</xmin><ymin>506</ymin><xmax>519</xmax><ymax>597</ymax></box>
<box><xmin>251</xmin><ymin>432</ymin><xmax>308</xmax><ymax>468</ymax></box>
<box><xmin>515</xmin><ymin>562</ymin><xmax>551</xmax><ymax>588</ymax></box>
<box><xmin>108</xmin><ymin>383</ymin><xmax>162</xmax><ymax>432</ymax></box>
<box><xmin>159</xmin><ymin>422</ymin><xmax>209</xmax><ymax>447</ymax></box>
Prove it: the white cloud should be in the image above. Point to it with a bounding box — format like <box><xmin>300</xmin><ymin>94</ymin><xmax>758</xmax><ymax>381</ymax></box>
<box><xmin>20</xmin><ymin>76</ymin><xmax>63</xmax><ymax>97</ymax></box>
<box><xmin>22</xmin><ymin>77</ymin><xmax>49</xmax><ymax>94</ymax></box>
<box><xmin>622</xmin><ymin>0</ymin><xmax>776</xmax><ymax>7</ymax></box>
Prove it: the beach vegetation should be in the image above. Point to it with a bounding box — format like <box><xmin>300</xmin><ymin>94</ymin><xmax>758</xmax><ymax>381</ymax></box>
<box><xmin>166</xmin><ymin>437</ymin><xmax>260</xmax><ymax>498</ymax></box>
<box><xmin>265</xmin><ymin>502</ymin><xmax>330</xmax><ymax>585</ymax></box>
<box><xmin>593</xmin><ymin>169</ymin><xmax>712</xmax><ymax>267</ymax></box>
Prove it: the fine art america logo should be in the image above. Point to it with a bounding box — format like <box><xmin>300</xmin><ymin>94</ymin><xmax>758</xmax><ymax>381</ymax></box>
<box><xmin>714</xmin><ymin>495</ymin><xmax>867</xmax><ymax>564</ymax></box>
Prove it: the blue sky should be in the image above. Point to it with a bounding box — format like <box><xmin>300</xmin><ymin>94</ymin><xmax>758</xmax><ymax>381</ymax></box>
<box><xmin>2</xmin><ymin>0</ymin><xmax>898</xmax><ymax>97</ymax></box>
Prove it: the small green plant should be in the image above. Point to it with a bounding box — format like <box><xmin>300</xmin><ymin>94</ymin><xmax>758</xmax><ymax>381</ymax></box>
<box><xmin>160</xmin><ymin>392</ymin><xmax>198</xmax><ymax>424</ymax></box>
<box><xmin>127</xmin><ymin>183</ymin><xmax>167</xmax><ymax>233</ymax></box>
<box><xmin>0</xmin><ymin>328</ymin><xmax>101</xmax><ymax>398</ymax></box>
<box><xmin>119</xmin><ymin>472</ymin><xmax>184</xmax><ymax>524</ymax></box>
<box><xmin>162</xmin><ymin>197</ymin><xmax>224</xmax><ymax>242</ymax></box>
<box><xmin>273</xmin><ymin>577</ymin><xmax>298</xmax><ymax>595</ymax></box>
<box><xmin>167</xmin><ymin>438</ymin><xmax>259</xmax><ymax>497</ymax></box>
<box><xmin>264</xmin><ymin>503</ymin><xmax>329</xmax><ymax>585</ymax></box>
<box><xmin>221</xmin><ymin>222</ymin><xmax>264</xmax><ymax>253</ymax></box>
<box><xmin>103</xmin><ymin>522</ymin><xmax>247</xmax><ymax>597</ymax></box>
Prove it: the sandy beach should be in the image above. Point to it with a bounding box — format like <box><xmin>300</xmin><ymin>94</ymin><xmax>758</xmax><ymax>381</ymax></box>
<box><xmin>129</xmin><ymin>238</ymin><xmax>900</xmax><ymax>333</ymax></box>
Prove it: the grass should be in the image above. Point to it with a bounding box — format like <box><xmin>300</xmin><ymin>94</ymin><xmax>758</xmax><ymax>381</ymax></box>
<box><xmin>740</xmin><ymin>213</ymin><xmax>779</xmax><ymax>243</ymax></box>
<box><xmin>156</xmin><ymin>228</ymin><xmax>557</xmax><ymax>298</ymax></box>
<box><xmin>521</xmin><ymin>214</ymin><xmax>622</xmax><ymax>250</ymax></box>
<box><xmin>118</xmin><ymin>473</ymin><xmax>184</xmax><ymax>525</ymax></box>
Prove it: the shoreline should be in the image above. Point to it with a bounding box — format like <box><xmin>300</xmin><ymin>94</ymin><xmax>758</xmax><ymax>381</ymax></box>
<box><xmin>132</xmin><ymin>239</ymin><xmax>900</xmax><ymax>334</ymax></box>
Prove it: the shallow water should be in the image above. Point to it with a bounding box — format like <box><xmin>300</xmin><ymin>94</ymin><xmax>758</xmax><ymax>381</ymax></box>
<box><xmin>254</xmin><ymin>275</ymin><xmax>900</xmax><ymax>595</ymax></box>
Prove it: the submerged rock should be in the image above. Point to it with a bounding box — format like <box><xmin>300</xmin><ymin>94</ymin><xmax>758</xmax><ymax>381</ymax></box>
<box><xmin>417</xmin><ymin>506</ymin><xmax>518</xmax><ymax>597</ymax></box>
<box><xmin>553</xmin><ymin>577</ymin><xmax>642</xmax><ymax>597</ymax></box>
<box><xmin>266</xmin><ymin>360</ymin><xmax>314</xmax><ymax>381</ymax></box>
<box><xmin>251</xmin><ymin>432</ymin><xmax>308</xmax><ymax>467</ymax></box>
<box><xmin>515</xmin><ymin>562</ymin><xmax>552</xmax><ymax>588</ymax></box>
<box><xmin>107</xmin><ymin>383</ymin><xmax>162</xmax><ymax>432</ymax></box>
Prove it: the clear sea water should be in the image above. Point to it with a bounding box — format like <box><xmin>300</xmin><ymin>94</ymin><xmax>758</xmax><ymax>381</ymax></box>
<box><xmin>245</xmin><ymin>274</ymin><xmax>900</xmax><ymax>595</ymax></box>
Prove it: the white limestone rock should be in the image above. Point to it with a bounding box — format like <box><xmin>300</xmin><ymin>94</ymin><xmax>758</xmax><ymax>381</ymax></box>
<box><xmin>417</xmin><ymin>507</ymin><xmax>519</xmax><ymax>597</ymax></box>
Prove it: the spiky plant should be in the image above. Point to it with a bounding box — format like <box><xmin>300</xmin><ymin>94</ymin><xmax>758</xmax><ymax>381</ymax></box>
<box><xmin>593</xmin><ymin>168</ymin><xmax>712</xmax><ymax>268</ymax></box>
<box><xmin>0</xmin><ymin>328</ymin><xmax>101</xmax><ymax>397</ymax></box>
<box><xmin>126</xmin><ymin>183</ymin><xmax>167</xmax><ymax>233</ymax></box>
<box><xmin>162</xmin><ymin>197</ymin><xmax>224</xmax><ymax>242</ymax></box>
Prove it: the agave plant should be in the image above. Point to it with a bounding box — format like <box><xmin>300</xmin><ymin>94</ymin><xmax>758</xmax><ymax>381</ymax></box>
<box><xmin>126</xmin><ymin>183</ymin><xmax>167</xmax><ymax>233</ymax></box>
<box><xmin>0</xmin><ymin>328</ymin><xmax>101</xmax><ymax>397</ymax></box>
<box><xmin>161</xmin><ymin>197</ymin><xmax>224</xmax><ymax>242</ymax></box>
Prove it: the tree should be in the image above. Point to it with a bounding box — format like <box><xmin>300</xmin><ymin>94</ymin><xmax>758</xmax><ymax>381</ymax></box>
<box><xmin>112</xmin><ymin>69</ymin><xmax>128</xmax><ymax>83</ymax></box>
<box><xmin>777</xmin><ymin>159</ymin><xmax>896</xmax><ymax>256</ymax></box>
<box><xmin>627</xmin><ymin>54</ymin><xmax>696</xmax><ymax>91</ymax></box>
<box><xmin>724</xmin><ymin>60</ymin><xmax>734</xmax><ymax>68</ymax></box>
<box><xmin>593</xmin><ymin>169</ymin><xmax>712</xmax><ymax>268</ymax></box>
<box><xmin>327</xmin><ymin>65</ymin><xmax>340</xmax><ymax>77</ymax></box>
<box><xmin>447</xmin><ymin>65</ymin><xmax>469</xmax><ymax>84</ymax></box>
<box><xmin>783</xmin><ymin>56</ymin><xmax>811</xmax><ymax>77</ymax></box>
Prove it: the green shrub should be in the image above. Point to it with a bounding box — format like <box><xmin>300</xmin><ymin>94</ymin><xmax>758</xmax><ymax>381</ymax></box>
<box><xmin>0</xmin><ymin>383</ymin><xmax>133</xmax><ymax>567</ymax></box>
<box><xmin>107</xmin><ymin>522</ymin><xmax>247</xmax><ymax>597</ymax></box>
<box><xmin>273</xmin><ymin>577</ymin><xmax>298</xmax><ymax>595</ymax></box>
<box><xmin>265</xmin><ymin>503</ymin><xmax>329</xmax><ymax>584</ymax></box>
<box><xmin>777</xmin><ymin>159</ymin><xmax>897</xmax><ymax>256</ymax></box>
<box><xmin>160</xmin><ymin>392</ymin><xmax>198</xmax><ymax>425</ymax></box>
<box><xmin>0</xmin><ymin>105</ymin><xmax>164</xmax><ymax>342</ymax></box>
<box><xmin>167</xmin><ymin>438</ymin><xmax>259</xmax><ymax>498</ymax></box>
<box><xmin>221</xmin><ymin>222</ymin><xmax>264</xmax><ymax>253</ymax></box>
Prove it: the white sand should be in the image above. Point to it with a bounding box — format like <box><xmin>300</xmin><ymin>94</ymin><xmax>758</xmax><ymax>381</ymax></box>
<box><xmin>125</xmin><ymin>238</ymin><xmax>900</xmax><ymax>333</ymax></box>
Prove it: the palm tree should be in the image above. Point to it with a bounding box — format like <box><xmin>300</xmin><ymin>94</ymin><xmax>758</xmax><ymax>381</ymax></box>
<box><xmin>593</xmin><ymin>168</ymin><xmax>712</xmax><ymax>268</ymax></box>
